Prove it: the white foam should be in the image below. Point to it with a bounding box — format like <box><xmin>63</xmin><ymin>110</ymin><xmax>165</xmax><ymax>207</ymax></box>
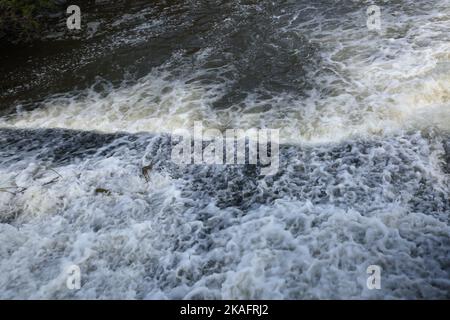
<box><xmin>1</xmin><ymin>2</ymin><xmax>449</xmax><ymax>145</ymax></box>
<box><xmin>0</xmin><ymin>0</ymin><xmax>449</xmax><ymax>299</ymax></box>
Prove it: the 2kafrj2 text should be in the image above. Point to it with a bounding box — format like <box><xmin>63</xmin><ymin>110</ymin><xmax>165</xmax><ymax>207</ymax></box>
<box><xmin>180</xmin><ymin>304</ymin><xmax>269</xmax><ymax>318</ymax></box>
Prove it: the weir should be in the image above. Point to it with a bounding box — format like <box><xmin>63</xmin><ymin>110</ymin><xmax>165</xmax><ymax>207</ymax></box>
<box><xmin>0</xmin><ymin>0</ymin><xmax>449</xmax><ymax>299</ymax></box>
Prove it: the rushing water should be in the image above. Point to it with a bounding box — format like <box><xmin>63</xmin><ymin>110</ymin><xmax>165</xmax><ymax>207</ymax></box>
<box><xmin>0</xmin><ymin>0</ymin><xmax>449</xmax><ymax>299</ymax></box>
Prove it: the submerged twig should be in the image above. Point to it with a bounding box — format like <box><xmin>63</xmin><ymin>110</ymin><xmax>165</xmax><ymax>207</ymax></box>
<box><xmin>0</xmin><ymin>186</ymin><xmax>27</xmax><ymax>195</ymax></box>
<box><xmin>0</xmin><ymin>188</ymin><xmax>16</xmax><ymax>195</ymax></box>
<box><xmin>95</xmin><ymin>188</ymin><xmax>111</xmax><ymax>195</ymax></box>
<box><xmin>142</xmin><ymin>161</ymin><xmax>154</xmax><ymax>183</ymax></box>
<box><xmin>0</xmin><ymin>167</ymin><xmax>63</xmax><ymax>195</ymax></box>
<box><xmin>41</xmin><ymin>176</ymin><xmax>60</xmax><ymax>187</ymax></box>
<box><xmin>48</xmin><ymin>168</ymin><xmax>63</xmax><ymax>179</ymax></box>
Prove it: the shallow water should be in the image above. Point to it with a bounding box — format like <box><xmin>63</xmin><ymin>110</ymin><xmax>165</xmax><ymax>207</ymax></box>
<box><xmin>0</xmin><ymin>0</ymin><xmax>449</xmax><ymax>299</ymax></box>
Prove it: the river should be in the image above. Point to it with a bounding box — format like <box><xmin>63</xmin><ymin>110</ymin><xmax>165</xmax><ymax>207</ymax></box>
<box><xmin>0</xmin><ymin>0</ymin><xmax>449</xmax><ymax>299</ymax></box>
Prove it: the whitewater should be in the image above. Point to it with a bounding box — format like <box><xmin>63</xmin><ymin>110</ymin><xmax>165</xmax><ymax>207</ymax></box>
<box><xmin>0</xmin><ymin>0</ymin><xmax>449</xmax><ymax>299</ymax></box>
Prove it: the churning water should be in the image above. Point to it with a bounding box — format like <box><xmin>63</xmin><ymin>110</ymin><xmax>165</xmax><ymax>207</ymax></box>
<box><xmin>0</xmin><ymin>0</ymin><xmax>449</xmax><ymax>298</ymax></box>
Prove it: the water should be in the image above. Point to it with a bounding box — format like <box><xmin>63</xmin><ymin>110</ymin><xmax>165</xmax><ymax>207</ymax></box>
<box><xmin>0</xmin><ymin>0</ymin><xmax>449</xmax><ymax>299</ymax></box>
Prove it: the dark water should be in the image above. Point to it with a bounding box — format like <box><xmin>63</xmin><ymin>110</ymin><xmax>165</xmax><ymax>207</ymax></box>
<box><xmin>0</xmin><ymin>0</ymin><xmax>449</xmax><ymax>299</ymax></box>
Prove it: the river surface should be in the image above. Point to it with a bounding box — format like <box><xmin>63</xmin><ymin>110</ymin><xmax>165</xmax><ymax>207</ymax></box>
<box><xmin>0</xmin><ymin>0</ymin><xmax>449</xmax><ymax>299</ymax></box>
